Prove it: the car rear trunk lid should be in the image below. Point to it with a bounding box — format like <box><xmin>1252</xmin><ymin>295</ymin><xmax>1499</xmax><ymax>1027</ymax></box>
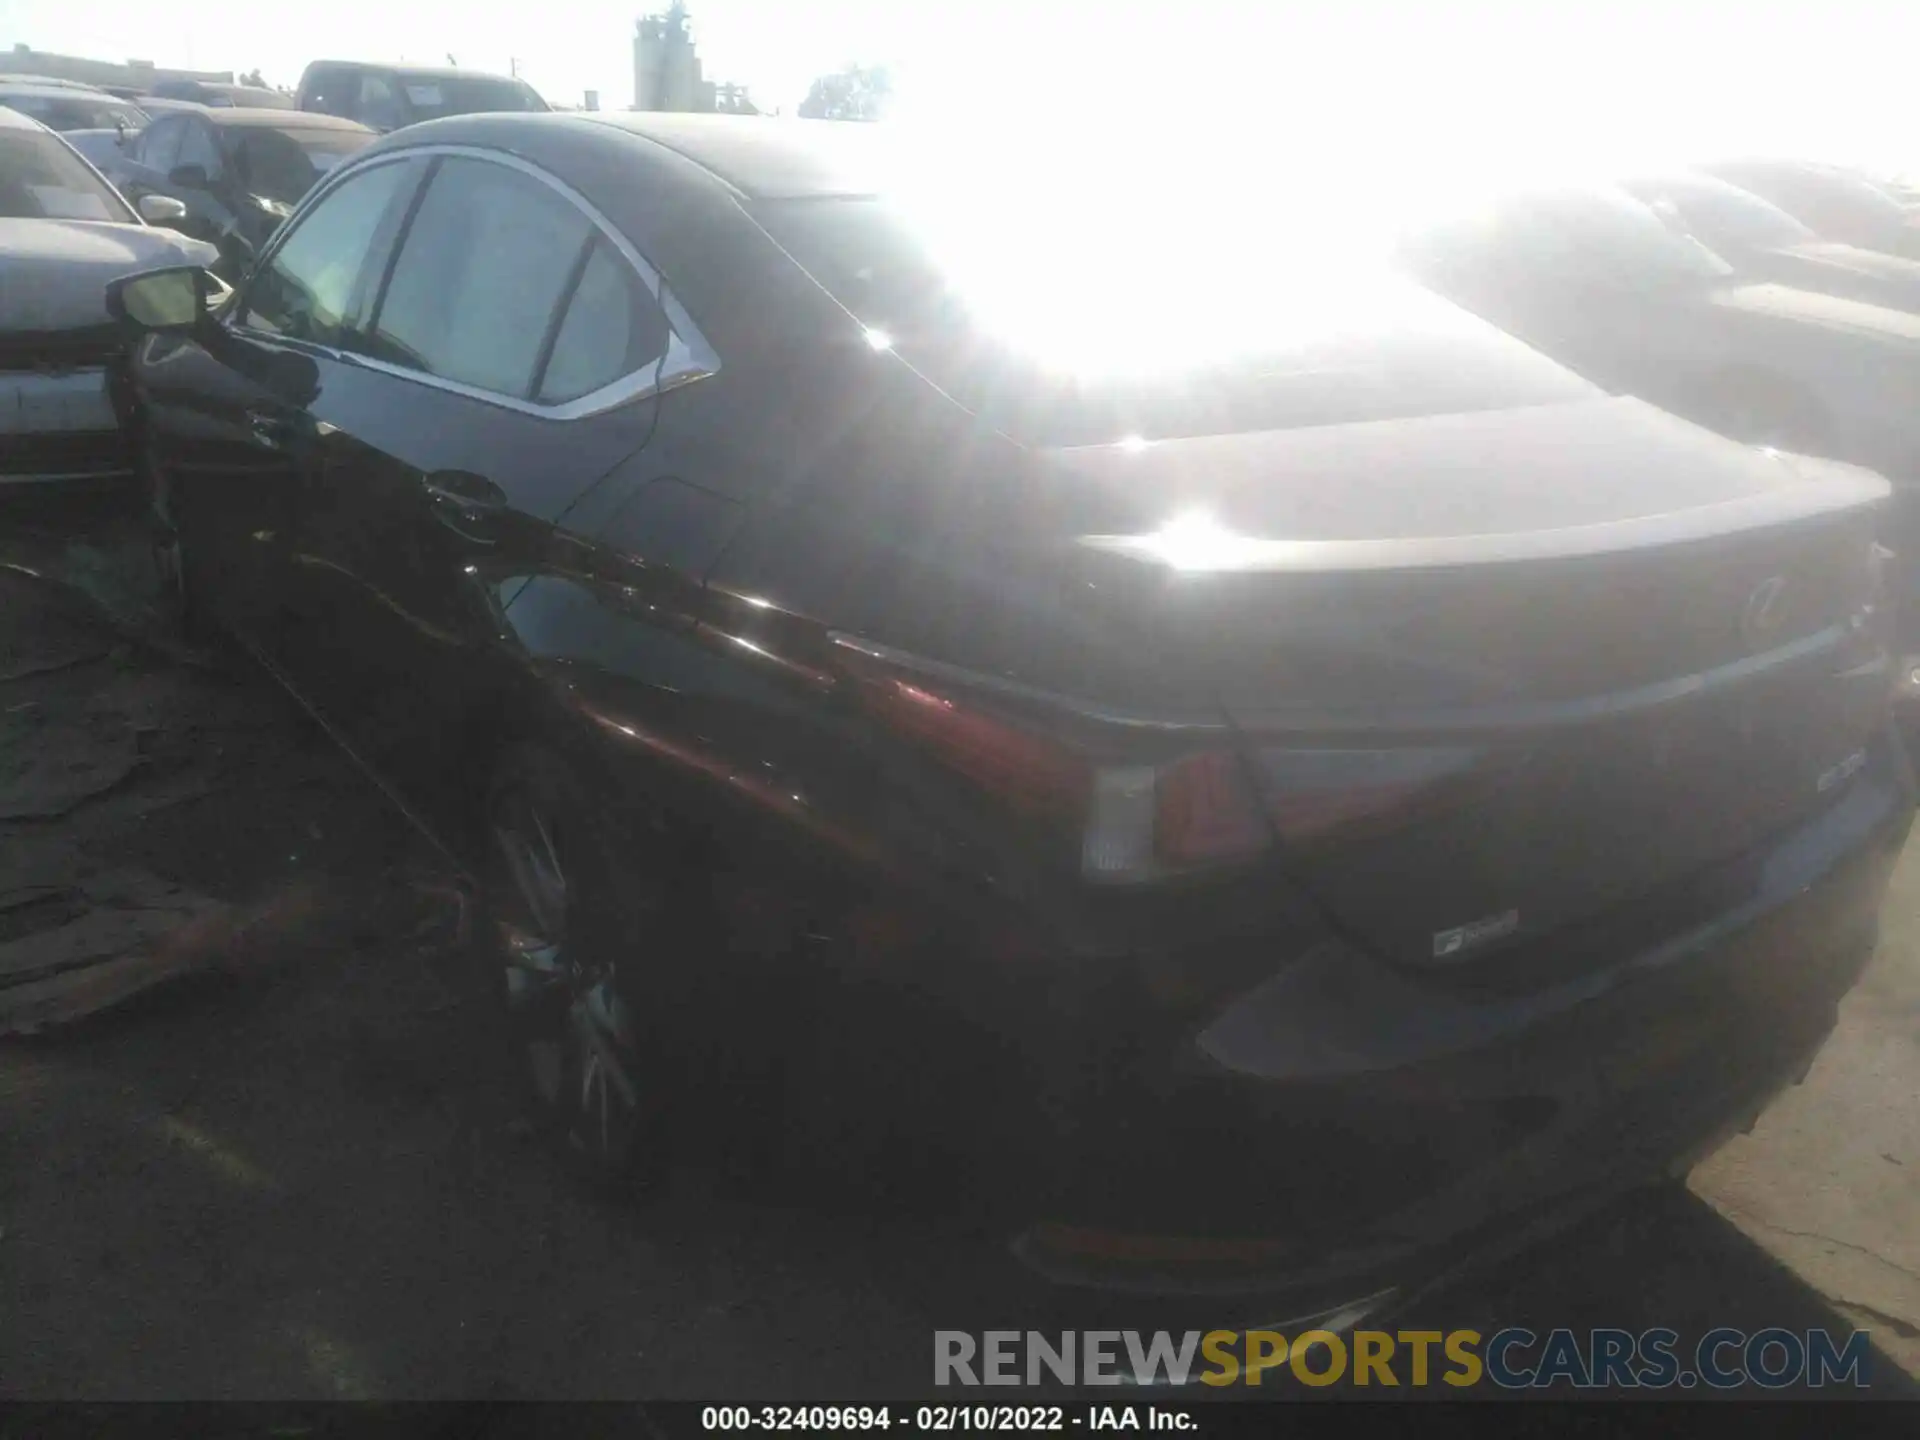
<box><xmin>1043</xmin><ymin>400</ymin><xmax>1893</xmax><ymax>969</ymax></box>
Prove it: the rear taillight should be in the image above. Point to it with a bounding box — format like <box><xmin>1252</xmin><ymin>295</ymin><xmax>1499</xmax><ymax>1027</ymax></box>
<box><xmin>847</xmin><ymin>646</ymin><xmax>1481</xmax><ymax>885</ymax></box>
<box><xmin>857</xmin><ymin>673</ymin><xmax>1268</xmax><ymax>882</ymax></box>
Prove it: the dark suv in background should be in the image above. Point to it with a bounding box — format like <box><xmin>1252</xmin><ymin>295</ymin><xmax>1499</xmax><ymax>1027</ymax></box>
<box><xmin>295</xmin><ymin>62</ymin><xmax>548</xmax><ymax>132</ymax></box>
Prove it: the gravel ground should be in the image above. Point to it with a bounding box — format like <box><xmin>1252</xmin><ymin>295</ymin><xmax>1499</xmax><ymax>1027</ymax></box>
<box><xmin>1</xmin><ymin>510</ymin><xmax>1915</xmax><ymax>1402</ymax></box>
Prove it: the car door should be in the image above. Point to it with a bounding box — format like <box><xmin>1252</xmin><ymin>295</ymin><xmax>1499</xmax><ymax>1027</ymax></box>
<box><xmin>276</xmin><ymin>150</ymin><xmax>685</xmax><ymax>800</ymax></box>
<box><xmin>138</xmin><ymin>155</ymin><xmax>425</xmax><ymax>649</ymax></box>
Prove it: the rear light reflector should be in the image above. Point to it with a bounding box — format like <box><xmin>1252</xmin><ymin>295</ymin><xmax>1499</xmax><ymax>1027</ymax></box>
<box><xmin>863</xmin><ymin>677</ymin><xmax>1089</xmax><ymax>820</ymax></box>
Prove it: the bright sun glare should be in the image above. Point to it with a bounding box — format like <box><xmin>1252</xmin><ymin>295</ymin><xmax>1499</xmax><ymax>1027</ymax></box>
<box><xmin>872</xmin><ymin>109</ymin><xmax>1437</xmax><ymax>380</ymax></box>
<box><xmin>818</xmin><ymin>2</ymin><xmax>1918</xmax><ymax>383</ymax></box>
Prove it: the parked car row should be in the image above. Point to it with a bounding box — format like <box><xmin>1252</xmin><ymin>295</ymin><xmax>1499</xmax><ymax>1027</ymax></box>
<box><xmin>67</xmin><ymin>113</ymin><xmax>1915</xmax><ymax>1315</ymax></box>
<box><xmin>294</xmin><ymin>60</ymin><xmax>549</xmax><ymax>132</ymax></box>
<box><xmin>1</xmin><ymin>60</ymin><xmax>545</xmax><ymax>254</ymax></box>
<box><xmin>2</xmin><ymin>58</ymin><xmax>546</xmax><ymax>140</ymax></box>
<box><xmin>98</xmin><ymin>108</ymin><xmax>376</xmax><ymax>278</ymax></box>
<box><xmin>0</xmin><ymin>77</ymin><xmax>149</xmax><ymax>134</ymax></box>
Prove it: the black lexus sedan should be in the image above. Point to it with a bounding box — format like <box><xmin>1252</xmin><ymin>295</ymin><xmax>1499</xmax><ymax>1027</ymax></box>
<box><xmin>1624</xmin><ymin>169</ymin><xmax>1920</xmax><ymax>315</ymax></box>
<box><xmin>106</xmin><ymin>114</ymin><xmax>1912</xmax><ymax>1315</ymax></box>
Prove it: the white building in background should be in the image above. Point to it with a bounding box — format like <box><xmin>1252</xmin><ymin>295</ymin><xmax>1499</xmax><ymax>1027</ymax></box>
<box><xmin>632</xmin><ymin>5</ymin><xmax>711</xmax><ymax>112</ymax></box>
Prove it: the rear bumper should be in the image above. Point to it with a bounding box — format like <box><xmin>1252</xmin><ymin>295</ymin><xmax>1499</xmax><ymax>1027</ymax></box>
<box><xmin>1007</xmin><ymin>729</ymin><xmax>1912</xmax><ymax>1301</ymax></box>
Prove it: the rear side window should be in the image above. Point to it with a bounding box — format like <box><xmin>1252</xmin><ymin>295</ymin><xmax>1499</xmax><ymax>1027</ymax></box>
<box><xmin>366</xmin><ymin>157</ymin><xmax>592</xmax><ymax>397</ymax></box>
<box><xmin>536</xmin><ymin>239</ymin><xmax>672</xmax><ymax>403</ymax></box>
<box><xmin>243</xmin><ymin>160</ymin><xmax>413</xmax><ymax>346</ymax></box>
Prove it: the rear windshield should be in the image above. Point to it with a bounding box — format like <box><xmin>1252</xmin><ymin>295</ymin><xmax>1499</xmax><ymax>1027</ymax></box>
<box><xmin>0</xmin><ymin>129</ymin><xmax>135</xmax><ymax>221</ymax></box>
<box><xmin>231</xmin><ymin>126</ymin><xmax>373</xmax><ymax>205</ymax></box>
<box><xmin>758</xmin><ymin>196</ymin><xmax>1595</xmax><ymax>447</ymax></box>
<box><xmin>397</xmin><ymin>76</ymin><xmax>546</xmax><ymax>120</ymax></box>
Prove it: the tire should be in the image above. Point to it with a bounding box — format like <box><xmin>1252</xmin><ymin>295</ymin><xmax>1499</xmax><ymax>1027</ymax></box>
<box><xmin>478</xmin><ymin>739</ymin><xmax>678</xmax><ymax>1195</ymax></box>
<box><xmin>139</xmin><ymin>429</ymin><xmax>220</xmax><ymax>649</ymax></box>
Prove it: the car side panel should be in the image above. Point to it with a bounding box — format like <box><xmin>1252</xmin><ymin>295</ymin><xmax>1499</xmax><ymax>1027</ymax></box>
<box><xmin>275</xmin><ymin>356</ymin><xmax>663</xmax><ymax>819</ymax></box>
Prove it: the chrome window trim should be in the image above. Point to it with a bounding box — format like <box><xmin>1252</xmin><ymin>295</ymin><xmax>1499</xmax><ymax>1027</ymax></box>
<box><xmin>229</xmin><ymin>142</ymin><xmax>720</xmax><ymax>421</ymax></box>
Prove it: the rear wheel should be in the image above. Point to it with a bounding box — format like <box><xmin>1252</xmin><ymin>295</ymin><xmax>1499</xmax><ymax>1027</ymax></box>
<box><xmin>482</xmin><ymin>741</ymin><xmax>667</xmax><ymax>1193</ymax></box>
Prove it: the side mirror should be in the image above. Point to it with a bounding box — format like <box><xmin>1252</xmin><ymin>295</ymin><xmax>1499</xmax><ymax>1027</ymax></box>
<box><xmin>169</xmin><ymin>163</ymin><xmax>210</xmax><ymax>188</ymax></box>
<box><xmin>137</xmin><ymin>193</ymin><xmax>188</xmax><ymax>225</ymax></box>
<box><xmin>106</xmin><ymin>267</ymin><xmax>214</xmax><ymax>336</ymax></box>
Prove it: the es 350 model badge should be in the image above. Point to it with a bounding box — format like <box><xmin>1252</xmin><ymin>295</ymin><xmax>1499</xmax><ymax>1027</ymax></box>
<box><xmin>1432</xmin><ymin>908</ymin><xmax>1520</xmax><ymax>961</ymax></box>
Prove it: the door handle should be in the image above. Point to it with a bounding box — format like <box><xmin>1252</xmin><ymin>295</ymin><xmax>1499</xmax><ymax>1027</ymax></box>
<box><xmin>246</xmin><ymin>408</ymin><xmax>297</xmax><ymax>449</ymax></box>
<box><xmin>423</xmin><ymin>470</ymin><xmax>508</xmax><ymax>543</ymax></box>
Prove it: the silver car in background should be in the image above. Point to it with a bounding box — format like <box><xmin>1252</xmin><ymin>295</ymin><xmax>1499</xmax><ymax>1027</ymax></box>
<box><xmin>0</xmin><ymin>106</ymin><xmax>217</xmax><ymax>488</ymax></box>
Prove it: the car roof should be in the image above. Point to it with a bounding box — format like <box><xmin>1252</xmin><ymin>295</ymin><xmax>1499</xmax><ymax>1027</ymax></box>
<box><xmin>0</xmin><ymin>104</ymin><xmax>50</xmax><ymax>132</ymax></box>
<box><xmin>587</xmin><ymin>114</ymin><xmax>890</xmax><ymax>198</ymax></box>
<box><xmin>202</xmin><ymin>108</ymin><xmax>371</xmax><ymax>131</ymax></box>
<box><xmin>303</xmin><ymin>60</ymin><xmax>522</xmax><ymax>83</ymax></box>
<box><xmin>0</xmin><ymin>82</ymin><xmax>131</xmax><ymax>101</ymax></box>
<box><xmin>0</xmin><ymin>73</ymin><xmax>109</xmax><ymax>92</ymax></box>
<box><xmin>1627</xmin><ymin>170</ymin><xmax>1777</xmax><ymax>200</ymax></box>
<box><xmin>387</xmin><ymin>111</ymin><xmax>891</xmax><ymax>200</ymax></box>
<box><xmin>1707</xmin><ymin>158</ymin><xmax>1855</xmax><ymax>182</ymax></box>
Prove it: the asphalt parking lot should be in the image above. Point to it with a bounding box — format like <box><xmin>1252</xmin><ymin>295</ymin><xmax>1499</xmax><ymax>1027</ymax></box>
<box><xmin>1</xmin><ymin>504</ymin><xmax>1917</xmax><ymax>1401</ymax></box>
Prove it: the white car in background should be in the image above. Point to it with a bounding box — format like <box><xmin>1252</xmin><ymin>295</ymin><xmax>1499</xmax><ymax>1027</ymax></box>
<box><xmin>0</xmin><ymin>106</ymin><xmax>219</xmax><ymax>488</ymax></box>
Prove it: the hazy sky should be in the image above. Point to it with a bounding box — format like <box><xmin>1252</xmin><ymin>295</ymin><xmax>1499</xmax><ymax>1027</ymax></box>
<box><xmin>2</xmin><ymin>1</ymin><xmax>1915</xmax><ymax>175</ymax></box>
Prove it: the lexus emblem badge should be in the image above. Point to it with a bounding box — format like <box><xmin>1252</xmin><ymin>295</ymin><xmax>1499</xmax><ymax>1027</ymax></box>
<box><xmin>1741</xmin><ymin>575</ymin><xmax>1791</xmax><ymax>650</ymax></box>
